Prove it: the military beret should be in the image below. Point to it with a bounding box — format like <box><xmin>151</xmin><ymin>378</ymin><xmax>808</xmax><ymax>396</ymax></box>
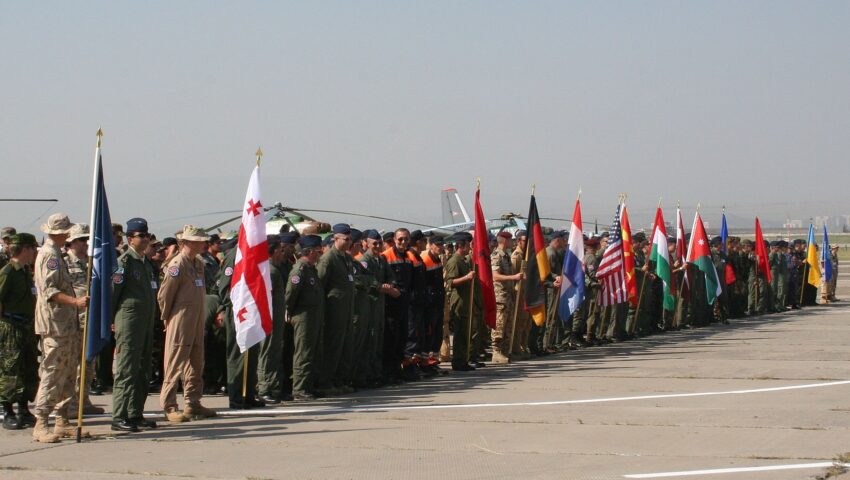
<box><xmin>599</xmin><ymin>231</ymin><xmax>610</xmax><ymax>238</ymax></box>
<box><xmin>322</xmin><ymin>235</ymin><xmax>334</xmax><ymax>247</ymax></box>
<box><xmin>550</xmin><ymin>230</ymin><xmax>565</xmax><ymax>240</ymax></box>
<box><xmin>349</xmin><ymin>228</ymin><xmax>363</xmax><ymax>242</ymax></box>
<box><xmin>363</xmin><ymin>229</ymin><xmax>382</xmax><ymax>241</ymax></box>
<box><xmin>778</xmin><ymin>240</ymin><xmax>789</xmax><ymax>248</ymax></box>
<box><xmin>667</xmin><ymin>236</ymin><xmax>676</xmax><ymax>245</ymax></box>
<box><xmin>125</xmin><ymin>217</ymin><xmax>149</xmax><ymax>235</ymax></box>
<box><xmin>488</xmin><ymin>233</ymin><xmax>496</xmax><ymax>242</ymax></box>
<box><xmin>208</xmin><ymin>233</ymin><xmax>221</xmax><ymax>244</ymax></box>
<box><xmin>1</xmin><ymin>226</ymin><xmax>16</xmax><ymax>240</ymax></box>
<box><xmin>267</xmin><ymin>234</ymin><xmax>281</xmax><ymax>248</ymax></box>
<box><xmin>298</xmin><ymin>234</ymin><xmax>322</xmax><ymax>249</ymax></box>
<box><xmin>632</xmin><ymin>232</ymin><xmax>646</xmax><ymax>242</ymax></box>
<box><xmin>497</xmin><ymin>231</ymin><xmax>512</xmax><ymax>239</ymax></box>
<box><xmin>382</xmin><ymin>232</ymin><xmax>395</xmax><ymax>243</ymax></box>
<box><xmin>452</xmin><ymin>232</ymin><xmax>473</xmax><ymax>243</ymax></box>
<box><xmin>280</xmin><ymin>232</ymin><xmax>299</xmax><ymax>245</ymax></box>
<box><xmin>515</xmin><ymin>229</ymin><xmax>527</xmax><ymax>239</ymax></box>
<box><xmin>711</xmin><ymin>236</ymin><xmax>723</xmax><ymax>246</ymax></box>
<box><xmin>769</xmin><ymin>240</ymin><xmax>779</xmax><ymax>247</ymax></box>
<box><xmin>332</xmin><ymin>223</ymin><xmax>351</xmax><ymax>235</ymax></box>
<box><xmin>220</xmin><ymin>237</ymin><xmax>238</xmax><ymax>252</ymax></box>
<box><xmin>742</xmin><ymin>239</ymin><xmax>754</xmax><ymax>246</ymax></box>
<box><xmin>410</xmin><ymin>230</ymin><xmax>424</xmax><ymax>242</ymax></box>
<box><xmin>793</xmin><ymin>239</ymin><xmax>805</xmax><ymax>245</ymax></box>
<box><xmin>9</xmin><ymin>233</ymin><xmax>37</xmax><ymax>247</ymax></box>
<box><xmin>161</xmin><ymin>237</ymin><xmax>178</xmax><ymax>248</ymax></box>
<box><xmin>429</xmin><ymin>235</ymin><xmax>445</xmax><ymax>245</ymax></box>
<box><xmin>585</xmin><ymin>237</ymin><xmax>600</xmax><ymax>247</ymax></box>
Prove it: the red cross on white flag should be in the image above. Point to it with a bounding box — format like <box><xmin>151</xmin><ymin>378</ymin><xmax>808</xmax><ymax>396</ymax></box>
<box><xmin>230</xmin><ymin>164</ymin><xmax>272</xmax><ymax>352</ymax></box>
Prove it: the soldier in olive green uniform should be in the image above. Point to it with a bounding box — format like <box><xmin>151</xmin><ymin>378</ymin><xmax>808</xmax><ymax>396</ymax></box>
<box><xmin>317</xmin><ymin>224</ymin><xmax>355</xmax><ymax>393</ymax></box>
<box><xmin>542</xmin><ymin>233</ymin><xmax>566</xmax><ymax>350</ymax></box>
<box><xmin>445</xmin><ymin>232</ymin><xmax>479</xmax><ymax>371</ymax></box>
<box><xmin>358</xmin><ymin>230</ymin><xmax>397</xmax><ymax>386</ymax></box>
<box><xmin>0</xmin><ymin>233</ymin><xmax>38</xmax><ymax>430</ymax></box>
<box><xmin>0</xmin><ymin>227</ymin><xmax>17</xmax><ymax>270</ymax></box>
<box><xmin>287</xmin><ymin>235</ymin><xmax>325</xmax><ymax>400</ymax></box>
<box><xmin>509</xmin><ymin>233</ymin><xmax>530</xmax><ymax>357</ymax></box>
<box><xmin>257</xmin><ymin>235</ymin><xmax>285</xmax><ymax>404</ymax></box>
<box><xmin>111</xmin><ymin>218</ymin><xmax>158</xmax><ymax>431</ymax></box>
<box><xmin>347</xmin><ymin>229</ymin><xmax>375</xmax><ymax>388</ymax></box>
<box><xmin>277</xmin><ymin>232</ymin><xmax>299</xmax><ymax>399</ymax></box>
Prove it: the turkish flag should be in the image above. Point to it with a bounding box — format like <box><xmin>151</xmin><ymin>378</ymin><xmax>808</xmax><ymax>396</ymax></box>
<box><xmin>473</xmin><ymin>188</ymin><xmax>496</xmax><ymax>329</ymax></box>
<box><xmin>230</xmin><ymin>165</ymin><xmax>273</xmax><ymax>352</ymax></box>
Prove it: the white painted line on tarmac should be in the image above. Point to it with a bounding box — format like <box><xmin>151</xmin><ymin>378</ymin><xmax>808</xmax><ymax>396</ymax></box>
<box><xmin>215</xmin><ymin>379</ymin><xmax>850</xmax><ymax>416</ymax></box>
<box><xmin>623</xmin><ymin>461</ymin><xmax>849</xmax><ymax>478</ymax></box>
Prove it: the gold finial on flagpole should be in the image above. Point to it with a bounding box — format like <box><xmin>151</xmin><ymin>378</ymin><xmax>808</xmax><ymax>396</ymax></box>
<box><xmin>476</xmin><ymin>177</ymin><xmax>481</xmax><ymax>190</ymax></box>
<box><xmin>96</xmin><ymin>128</ymin><xmax>103</xmax><ymax>148</ymax></box>
<box><xmin>658</xmin><ymin>196</ymin><xmax>662</xmax><ymax>208</ymax></box>
<box><xmin>255</xmin><ymin>147</ymin><xmax>263</xmax><ymax>166</ymax></box>
<box><xmin>577</xmin><ymin>187</ymin><xmax>582</xmax><ymax>201</ymax></box>
<box><xmin>531</xmin><ymin>184</ymin><xmax>536</xmax><ymax>196</ymax></box>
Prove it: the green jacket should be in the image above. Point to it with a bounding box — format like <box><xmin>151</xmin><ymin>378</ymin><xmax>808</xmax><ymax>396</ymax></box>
<box><xmin>112</xmin><ymin>247</ymin><xmax>157</xmax><ymax>326</ymax></box>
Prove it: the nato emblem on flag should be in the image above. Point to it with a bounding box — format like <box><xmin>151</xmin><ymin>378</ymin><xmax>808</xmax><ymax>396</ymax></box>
<box><xmin>86</xmin><ymin>156</ymin><xmax>117</xmax><ymax>361</ymax></box>
<box><xmin>558</xmin><ymin>199</ymin><xmax>585</xmax><ymax>323</ymax></box>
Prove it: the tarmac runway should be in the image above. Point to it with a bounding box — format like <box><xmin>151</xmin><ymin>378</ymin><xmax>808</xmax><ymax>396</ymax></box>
<box><xmin>1</xmin><ymin>280</ymin><xmax>849</xmax><ymax>480</ymax></box>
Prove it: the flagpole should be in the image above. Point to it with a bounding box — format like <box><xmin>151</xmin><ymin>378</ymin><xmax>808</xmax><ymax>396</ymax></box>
<box><xmin>508</xmin><ymin>185</ymin><xmax>536</xmax><ymax>355</ymax></box>
<box><xmin>76</xmin><ymin>128</ymin><xmax>101</xmax><ymax>442</ymax></box>
<box><xmin>242</xmin><ymin>147</ymin><xmax>264</xmax><ymax>405</ymax></box>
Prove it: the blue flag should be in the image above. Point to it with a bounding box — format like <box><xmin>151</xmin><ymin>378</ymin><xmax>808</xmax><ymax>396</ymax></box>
<box><xmin>720</xmin><ymin>212</ymin><xmax>729</xmax><ymax>254</ymax></box>
<box><xmin>822</xmin><ymin>225</ymin><xmax>832</xmax><ymax>283</ymax></box>
<box><xmin>86</xmin><ymin>150</ymin><xmax>117</xmax><ymax>361</ymax></box>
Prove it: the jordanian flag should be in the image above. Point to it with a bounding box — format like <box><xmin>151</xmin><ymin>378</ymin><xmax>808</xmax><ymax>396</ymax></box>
<box><xmin>649</xmin><ymin>207</ymin><xmax>674</xmax><ymax>311</ymax></box>
<box><xmin>685</xmin><ymin>212</ymin><xmax>722</xmax><ymax>304</ymax></box>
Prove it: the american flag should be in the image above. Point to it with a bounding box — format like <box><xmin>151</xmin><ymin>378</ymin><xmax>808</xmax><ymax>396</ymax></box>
<box><xmin>597</xmin><ymin>203</ymin><xmax>627</xmax><ymax>306</ymax></box>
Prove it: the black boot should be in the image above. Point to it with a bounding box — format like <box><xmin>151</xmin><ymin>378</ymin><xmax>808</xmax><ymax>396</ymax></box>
<box><xmin>16</xmin><ymin>402</ymin><xmax>36</xmax><ymax>428</ymax></box>
<box><xmin>2</xmin><ymin>402</ymin><xmax>21</xmax><ymax>430</ymax></box>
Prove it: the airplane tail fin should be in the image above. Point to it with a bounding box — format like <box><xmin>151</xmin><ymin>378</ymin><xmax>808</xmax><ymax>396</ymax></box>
<box><xmin>441</xmin><ymin>188</ymin><xmax>471</xmax><ymax>226</ymax></box>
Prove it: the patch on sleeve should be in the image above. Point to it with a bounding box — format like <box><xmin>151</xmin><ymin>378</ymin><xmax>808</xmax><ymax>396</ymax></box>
<box><xmin>112</xmin><ymin>273</ymin><xmax>124</xmax><ymax>284</ymax></box>
<box><xmin>290</xmin><ymin>275</ymin><xmax>301</xmax><ymax>285</ymax></box>
<box><xmin>168</xmin><ymin>266</ymin><xmax>180</xmax><ymax>277</ymax></box>
<box><xmin>360</xmin><ymin>260</ymin><xmax>368</xmax><ymax>269</ymax></box>
<box><xmin>224</xmin><ymin>266</ymin><xmax>233</xmax><ymax>277</ymax></box>
<box><xmin>309</xmin><ymin>277</ymin><xmax>316</xmax><ymax>286</ymax></box>
<box><xmin>46</xmin><ymin>258</ymin><xmax>59</xmax><ymax>271</ymax></box>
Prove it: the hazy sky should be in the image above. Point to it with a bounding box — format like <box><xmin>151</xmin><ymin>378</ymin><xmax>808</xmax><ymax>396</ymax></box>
<box><xmin>2</xmin><ymin>1</ymin><xmax>848</xmax><ymax>236</ymax></box>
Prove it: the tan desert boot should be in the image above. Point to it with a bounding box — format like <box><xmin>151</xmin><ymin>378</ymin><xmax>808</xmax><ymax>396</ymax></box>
<box><xmin>183</xmin><ymin>403</ymin><xmax>217</xmax><ymax>419</ymax></box>
<box><xmin>165</xmin><ymin>407</ymin><xmax>188</xmax><ymax>423</ymax></box>
<box><xmin>32</xmin><ymin>417</ymin><xmax>60</xmax><ymax>443</ymax></box>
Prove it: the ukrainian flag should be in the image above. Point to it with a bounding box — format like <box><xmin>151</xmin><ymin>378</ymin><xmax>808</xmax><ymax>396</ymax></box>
<box><xmin>806</xmin><ymin>224</ymin><xmax>821</xmax><ymax>287</ymax></box>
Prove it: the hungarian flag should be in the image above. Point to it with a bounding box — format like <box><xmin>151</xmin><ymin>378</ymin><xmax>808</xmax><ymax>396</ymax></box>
<box><xmin>523</xmin><ymin>194</ymin><xmax>550</xmax><ymax>327</ymax></box>
<box><xmin>675</xmin><ymin>207</ymin><xmax>689</xmax><ymax>299</ymax></box>
<box><xmin>620</xmin><ymin>203</ymin><xmax>637</xmax><ymax>307</ymax></box>
<box><xmin>230</xmin><ymin>163</ymin><xmax>273</xmax><ymax>352</ymax></box>
<box><xmin>805</xmin><ymin>224</ymin><xmax>820</xmax><ymax>287</ymax></box>
<box><xmin>473</xmin><ymin>187</ymin><xmax>496</xmax><ymax>328</ymax></box>
<box><xmin>649</xmin><ymin>207</ymin><xmax>674</xmax><ymax>311</ymax></box>
<box><xmin>754</xmin><ymin>217</ymin><xmax>772</xmax><ymax>284</ymax></box>
<box><xmin>685</xmin><ymin>212</ymin><xmax>721</xmax><ymax>304</ymax></box>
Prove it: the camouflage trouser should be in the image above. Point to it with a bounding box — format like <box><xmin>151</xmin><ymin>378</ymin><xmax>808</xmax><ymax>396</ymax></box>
<box><xmin>34</xmin><ymin>333</ymin><xmax>81</xmax><ymax>417</ymax></box>
<box><xmin>492</xmin><ymin>298</ymin><xmax>514</xmax><ymax>354</ymax></box>
<box><xmin>0</xmin><ymin>321</ymin><xmax>39</xmax><ymax>404</ymax></box>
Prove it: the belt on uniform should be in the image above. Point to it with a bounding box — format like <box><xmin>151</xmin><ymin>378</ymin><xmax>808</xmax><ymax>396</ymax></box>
<box><xmin>1</xmin><ymin>312</ymin><xmax>32</xmax><ymax>325</ymax></box>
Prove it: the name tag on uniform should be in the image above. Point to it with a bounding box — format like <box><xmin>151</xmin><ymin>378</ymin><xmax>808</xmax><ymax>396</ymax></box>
<box><xmin>151</xmin><ymin>281</ymin><xmax>158</xmax><ymax>289</ymax></box>
<box><xmin>194</xmin><ymin>279</ymin><xmax>204</xmax><ymax>287</ymax></box>
<box><xmin>348</xmin><ymin>274</ymin><xmax>354</xmax><ymax>282</ymax></box>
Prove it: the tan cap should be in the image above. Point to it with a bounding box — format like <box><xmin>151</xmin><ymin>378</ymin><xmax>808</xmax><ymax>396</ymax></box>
<box><xmin>40</xmin><ymin>213</ymin><xmax>74</xmax><ymax>235</ymax></box>
<box><xmin>181</xmin><ymin>225</ymin><xmax>210</xmax><ymax>242</ymax></box>
<box><xmin>68</xmin><ymin>223</ymin><xmax>90</xmax><ymax>242</ymax></box>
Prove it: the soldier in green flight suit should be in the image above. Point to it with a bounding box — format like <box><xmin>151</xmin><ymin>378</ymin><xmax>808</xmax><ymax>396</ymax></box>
<box><xmin>277</xmin><ymin>232</ymin><xmax>298</xmax><ymax>400</ymax></box>
<box><xmin>257</xmin><ymin>235</ymin><xmax>285</xmax><ymax>404</ymax></box>
<box><xmin>110</xmin><ymin>218</ymin><xmax>158</xmax><ymax>432</ymax></box>
<box><xmin>358</xmin><ymin>230</ymin><xmax>397</xmax><ymax>386</ymax></box>
<box><xmin>0</xmin><ymin>233</ymin><xmax>38</xmax><ymax>430</ymax></box>
<box><xmin>218</xmin><ymin>237</ymin><xmax>263</xmax><ymax>409</ymax></box>
<box><xmin>347</xmin><ymin>229</ymin><xmax>375</xmax><ymax>388</ymax></box>
<box><xmin>317</xmin><ymin>224</ymin><xmax>356</xmax><ymax>394</ymax></box>
<box><xmin>287</xmin><ymin>235</ymin><xmax>325</xmax><ymax>401</ymax></box>
<box><xmin>445</xmin><ymin>232</ymin><xmax>480</xmax><ymax>371</ymax></box>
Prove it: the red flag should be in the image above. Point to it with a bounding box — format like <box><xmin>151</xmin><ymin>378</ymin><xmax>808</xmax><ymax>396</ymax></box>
<box><xmin>724</xmin><ymin>264</ymin><xmax>737</xmax><ymax>285</ymax></box>
<box><xmin>230</xmin><ymin>164</ymin><xmax>273</xmax><ymax>352</ymax></box>
<box><xmin>620</xmin><ymin>204</ymin><xmax>637</xmax><ymax>306</ymax></box>
<box><xmin>754</xmin><ymin>217</ymin><xmax>772</xmax><ymax>283</ymax></box>
<box><xmin>473</xmin><ymin>188</ymin><xmax>496</xmax><ymax>329</ymax></box>
<box><xmin>675</xmin><ymin>207</ymin><xmax>689</xmax><ymax>299</ymax></box>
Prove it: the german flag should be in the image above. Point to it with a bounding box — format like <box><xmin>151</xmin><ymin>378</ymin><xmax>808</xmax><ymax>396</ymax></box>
<box><xmin>524</xmin><ymin>194</ymin><xmax>550</xmax><ymax>326</ymax></box>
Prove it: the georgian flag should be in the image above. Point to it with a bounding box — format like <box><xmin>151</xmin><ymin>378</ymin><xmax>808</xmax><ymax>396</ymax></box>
<box><xmin>230</xmin><ymin>165</ymin><xmax>273</xmax><ymax>352</ymax></box>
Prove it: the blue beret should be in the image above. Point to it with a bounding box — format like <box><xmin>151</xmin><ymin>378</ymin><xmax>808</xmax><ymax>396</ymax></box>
<box><xmin>332</xmin><ymin>223</ymin><xmax>351</xmax><ymax>235</ymax></box>
<box><xmin>363</xmin><ymin>229</ymin><xmax>380</xmax><ymax>241</ymax></box>
<box><xmin>349</xmin><ymin>228</ymin><xmax>363</xmax><ymax>242</ymax></box>
<box><xmin>322</xmin><ymin>235</ymin><xmax>334</xmax><ymax>246</ymax></box>
<box><xmin>126</xmin><ymin>217</ymin><xmax>149</xmax><ymax>234</ymax></box>
<box><xmin>280</xmin><ymin>232</ymin><xmax>299</xmax><ymax>245</ymax></box>
<box><xmin>298</xmin><ymin>235</ymin><xmax>322</xmax><ymax>249</ymax></box>
<box><xmin>267</xmin><ymin>234</ymin><xmax>281</xmax><ymax>247</ymax></box>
